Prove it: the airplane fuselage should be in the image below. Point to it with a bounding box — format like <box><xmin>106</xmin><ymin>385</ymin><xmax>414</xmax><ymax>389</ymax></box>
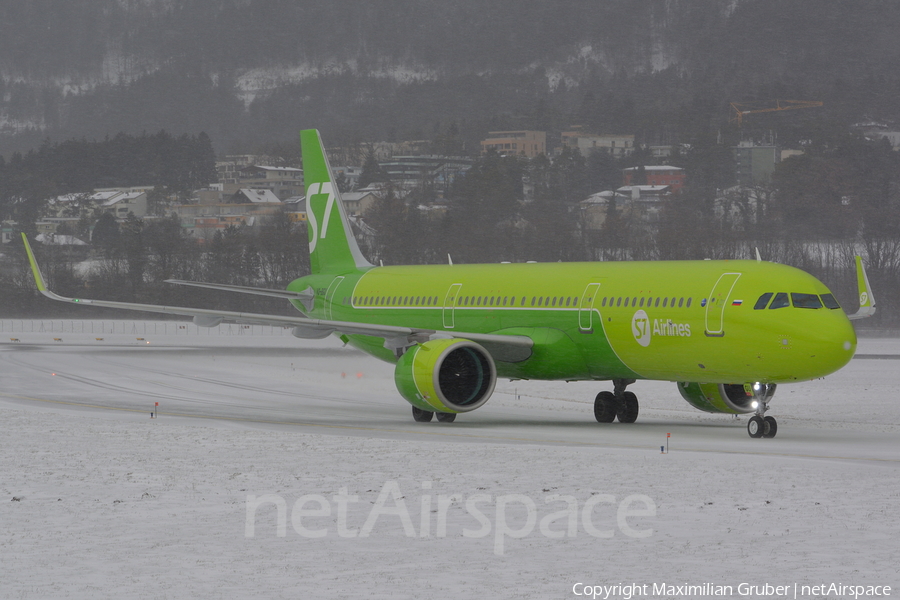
<box><xmin>288</xmin><ymin>259</ymin><xmax>857</xmax><ymax>386</ymax></box>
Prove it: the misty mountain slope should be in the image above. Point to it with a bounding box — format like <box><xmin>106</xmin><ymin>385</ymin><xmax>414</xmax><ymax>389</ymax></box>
<box><xmin>0</xmin><ymin>0</ymin><xmax>898</xmax><ymax>152</ymax></box>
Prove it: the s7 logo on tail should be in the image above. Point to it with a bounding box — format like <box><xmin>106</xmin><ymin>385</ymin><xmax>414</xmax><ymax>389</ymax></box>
<box><xmin>307</xmin><ymin>182</ymin><xmax>337</xmax><ymax>253</ymax></box>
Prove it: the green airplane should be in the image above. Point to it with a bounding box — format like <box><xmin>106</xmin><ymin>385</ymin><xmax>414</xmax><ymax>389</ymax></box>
<box><xmin>22</xmin><ymin>129</ymin><xmax>876</xmax><ymax>438</ymax></box>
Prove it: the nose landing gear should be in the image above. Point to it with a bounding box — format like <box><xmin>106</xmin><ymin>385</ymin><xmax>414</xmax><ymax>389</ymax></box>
<box><xmin>747</xmin><ymin>383</ymin><xmax>777</xmax><ymax>438</ymax></box>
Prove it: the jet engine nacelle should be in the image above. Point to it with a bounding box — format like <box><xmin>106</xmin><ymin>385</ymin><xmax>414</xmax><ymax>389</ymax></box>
<box><xmin>394</xmin><ymin>338</ymin><xmax>496</xmax><ymax>414</ymax></box>
<box><xmin>677</xmin><ymin>381</ymin><xmax>774</xmax><ymax>414</ymax></box>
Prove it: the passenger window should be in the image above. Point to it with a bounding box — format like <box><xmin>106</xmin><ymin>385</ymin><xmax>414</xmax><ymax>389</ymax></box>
<box><xmin>537</xmin><ymin>297</ymin><xmax>543</xmax><ymax>307</ymax></box>
<box><xmin>769</xmin><ymin>293</ymin><xmax>790</xmax><ymax>309</ymax></box>
<box><xmin>623</xmin><ymin>297</ymin><xmax>630</xmax><ymax>307</ymax></box>
<box><xmin>601</xmin><ymin>297</ymin><xmax>607</xmax><ymax>307</ymax></box>
<box><xmin>686</xmin><ymin>298</ymin><xmax>692</xmax><ymax>308</ymax></box>
<box><xmin>678</xmin><ymin>298</ymin><xmax>684</xmax><ymax>308</ymax></box>
<box><xmin>792</xmin><ymin>293</ymin><xmax>823</xmax><ymax>309</ymax></box>
<box><xmin>821</xmin><ymin>293</ymin><xmax>841</xmax><ymax>309</ymax></box>
<box><xmin>662</xmin><ymin>298</ymin><xmax>668</xmax><ymax>307</ymax></box>
<box><xmin>754</xmin><ymin>293</ymin><xmax>772</xmax><ymax>310</ymax></box>
<box><xmin>616</xmin><ymin>297</ymin><xmax>622</xmax><ymax>307</ymax></box>
<box><xmin>654</xmin><ymin>297</ymin><xmax>660</xmax><ymax>307</ymax></box>
<box><xmin>531</xmin><ymin>297</ymin><xmax>536</xmax><ymax>306</ymax></box>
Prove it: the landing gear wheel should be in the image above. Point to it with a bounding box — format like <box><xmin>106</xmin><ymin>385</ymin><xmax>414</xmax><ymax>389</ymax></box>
<box><xmin>594</xmin><ymin>391</ymin><xmax>617</xmax><ymax>423</ymax></box>
<box><xmin>616</xmin><ymin>391</ymin><xmax>639</xmax><ymax>423</ymax></box>
<box><xmin>763</xmin><ymin>416</ymin><xmax>778</xmax><ymax>438</ymax></box>
<box><xmin>747</xmin><ymin>415</ymin><xmax>765</xmax><ymax>438</ymax></box>
<box><xmin>412</xmin><ymin>406</ymin><xmax>434</xmax><ymax>422</ymax></box>
<box><xmin>436</xmin><ymin>412</ymin><xmax>457</xmax><ymax>423</ymax></box>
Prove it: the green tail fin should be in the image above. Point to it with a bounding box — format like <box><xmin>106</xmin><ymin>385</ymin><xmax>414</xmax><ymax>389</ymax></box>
<box><xmin>300</xmin><ymin>129</ymin><xmax>373</xmax><ymax>274</ymax></box>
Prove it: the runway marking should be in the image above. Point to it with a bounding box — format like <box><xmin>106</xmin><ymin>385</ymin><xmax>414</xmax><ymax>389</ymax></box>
<box><xmin>1</xmin><ymin>391</ymin><xmax>897</xmax><ymax>465</ymax></box>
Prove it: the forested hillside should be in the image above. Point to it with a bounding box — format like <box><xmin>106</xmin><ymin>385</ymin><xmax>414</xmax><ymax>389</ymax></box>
<box><xmin>1</xmin><ymin>1</ymin><xmax>899</xmax><ymax>153</ymax></box>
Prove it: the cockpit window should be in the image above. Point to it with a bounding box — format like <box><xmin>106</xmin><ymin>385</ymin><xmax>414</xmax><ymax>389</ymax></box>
<box><xmin>768</xmin><ymin>292</ymin><xmax>790</xmax><ymax>309</ymax></box>
<box><xmin>754</xmin><ymin>293</ymin><xmax>773</xmax><ymax>310</ymax></box>
<box><xmin>820</xmin><ymin>293</ymin><xmax>841</xmax><ymax>309</ymax></box>
<box><xmin>792</xmin><ymin>293</ymin><xmax>823</xmax><ymax>309</ymax></box>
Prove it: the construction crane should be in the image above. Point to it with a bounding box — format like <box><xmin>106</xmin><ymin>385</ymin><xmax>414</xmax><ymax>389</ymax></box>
<box><xmin>729</xmin><ymin>100</ymin><xmax>823</xmax><ymax>127</ymax></box>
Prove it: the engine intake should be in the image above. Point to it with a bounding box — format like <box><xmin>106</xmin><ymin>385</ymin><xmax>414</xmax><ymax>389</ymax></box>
<box><xmin>677</xmin><ymin>382</ymin><xmax>772</xmax><ymax>414</ymax></box>
<box><xmin>394</xmin><ymin>339</ymin><xmax>496</xmax><ymax>413</ymax></box>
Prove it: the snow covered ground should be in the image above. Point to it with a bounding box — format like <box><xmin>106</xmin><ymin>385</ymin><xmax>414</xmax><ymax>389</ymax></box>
<box><xmin>1</xmin><ymin>321</ymin><xmax>898</xmax><ymax>599</ymax></box>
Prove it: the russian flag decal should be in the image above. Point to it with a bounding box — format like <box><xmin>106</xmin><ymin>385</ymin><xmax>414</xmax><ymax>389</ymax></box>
<box><xmin>732</xmin><ymin>299</ymin><xmax>743</xmax><ymax>306</ymax></box>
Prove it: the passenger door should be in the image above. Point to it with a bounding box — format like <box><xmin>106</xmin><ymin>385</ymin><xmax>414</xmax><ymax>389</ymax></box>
<box><xmin>578</xmin><ymin>282</ymin><xmax>602</xmax><ymax>333</ymax></box>
<box><xmin>442</xmin><ymin>283</ymin><xmax>462</xmax><ymax>329</ymax></box>
<box><xmin>705</xmin><ymin>273</ymin><xmax>741</xmax><ymax>337</ymax></box>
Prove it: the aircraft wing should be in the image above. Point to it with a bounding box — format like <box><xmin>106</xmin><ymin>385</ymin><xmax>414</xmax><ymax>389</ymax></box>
<box><xmin>22</xmin><ymin>234</ymin><xmax>533</xmax><ymax>361</ymax></box>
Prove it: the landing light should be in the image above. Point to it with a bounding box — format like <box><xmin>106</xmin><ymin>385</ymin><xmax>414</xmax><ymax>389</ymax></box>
<box><xmin>751</xmin><ymin>401</ymin><xmax>759</xmax><ymax>409</ymax></box>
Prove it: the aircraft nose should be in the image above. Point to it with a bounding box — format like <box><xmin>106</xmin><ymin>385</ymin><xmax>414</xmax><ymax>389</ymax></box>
<box><xmin>803</xmin><ymin>313</ymin><xmax>857</xmax><ymax>377</ymax></box>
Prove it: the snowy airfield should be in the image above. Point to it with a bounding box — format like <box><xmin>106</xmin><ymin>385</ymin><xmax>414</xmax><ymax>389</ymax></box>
<box><xmin>1</xmin><ymin>320</ymin><xmax>898</xmax><ymax>599</ymax></box>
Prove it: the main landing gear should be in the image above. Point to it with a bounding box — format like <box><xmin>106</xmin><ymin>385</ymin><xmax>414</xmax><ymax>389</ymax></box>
<box><xmin>411</xmin><ymin>406</ymin><xmax>456</xmax><ymax>423</ymax></box>
<box><xmin>746</xmin><ymin>383</ymin><xmax>777</xmax><ymax>439</ymax></box>
<box><xmin>594</xmin><ymin>379</ymin><xmax>639</xmax><ymax>424</ymax></box>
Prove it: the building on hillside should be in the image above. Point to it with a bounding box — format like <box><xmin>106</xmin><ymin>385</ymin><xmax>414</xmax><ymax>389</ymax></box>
<box><xmin>282</xmin><ymin>197</ymin><xmax>307</xmax><ymax>222</ymax></box>
<box><xmin>1</xmin><ymin>220</ymin><xmax>15</xmax><ymax>244</ymax></box>
<box><xmin>480</xmin><ymin>131</ymin><xmax>546</xmax><ymax>158</ymax></box>
<box><xmin>856</xmin><ymin>123</ymin><xmax>900</xmax><ymax>150</ymax></box>
<box><xmin>578</xmin><ymin>192</ymin><xmax>616</xmax><ymax>230</ymax></box>
<box><xmin>732</xmin><ymin>141</ymin><xmax>779</xmax><ymax>186</ymax></box>
<box><xmin>578</xmin><ymin>185</ymin><xmax>673</xmax><ymax>232</ymax></box>
<box><xmin>196</xmin><ymin>184</ymin><xmax>226</xmax><ymax>204</ymax></box>
<box><xmin>333</xmin><ymin>166</ymin><xmax>363</xmax><ymax>189</ymax></box>
<box><xmin>622</xmin><ymin>166</ymin><xmax>685</xmax><ymax>192</ymax></box>
<box><xmin>341</xmin><ymin>190</ymin><xmax>379</xmax><ymax>216</ymax></box>
<box><xmin>35</xmin><ymin>233</ymin><xmax>88</xmax><ymax>246</ymax></box>
<box><xmin>232</xmin><ymin>189</ymin><xmax>281</xmax><ymax>204</ymax></box>
<box><xmin>99</xmin><ymin>190</ymin><xmax>149</xmax><ymax>218</ymax></box>
<box><xmin>561</xmin><ymin>132</ymin><xmax>635</xmax><ymax>157</ymax></box>
<box><xmin>378</xmin><ymin>156</ymin><xmax>474</xmax><ymax>195</ymax></box>
<box><xmin>228</xmin><ymin>165</ymin><xmax>304</xmax><ymax>200</ymax></box>
<box><xmin>171</xmin><ymin>192</ymin><xmax>283</xmax><ymax>242</ymax></box>
<box><xmin>46</xmin><ymin>188</ymin><xmax>150</xmax><ymax>220</ymax></box>
<box><xmin>216</xmin><ymin>155</ymin><xmax>260</xmax><ymax>185</ymax></box>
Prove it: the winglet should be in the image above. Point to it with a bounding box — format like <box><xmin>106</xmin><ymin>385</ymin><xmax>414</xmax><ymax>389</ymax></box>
<box><xmin>848</xmin><ymin>255</ymin><xmax>876</xmax><ymax>320</ymax></box>
<box><xmin>21</xmin><ymin>233</ymin><xmax>84</xmax><ymax>303</ymax></box>
<box><xmin>22</xmin><ymin>233</ymin><xmax>50</xmax><ymax>294</ymax></box>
